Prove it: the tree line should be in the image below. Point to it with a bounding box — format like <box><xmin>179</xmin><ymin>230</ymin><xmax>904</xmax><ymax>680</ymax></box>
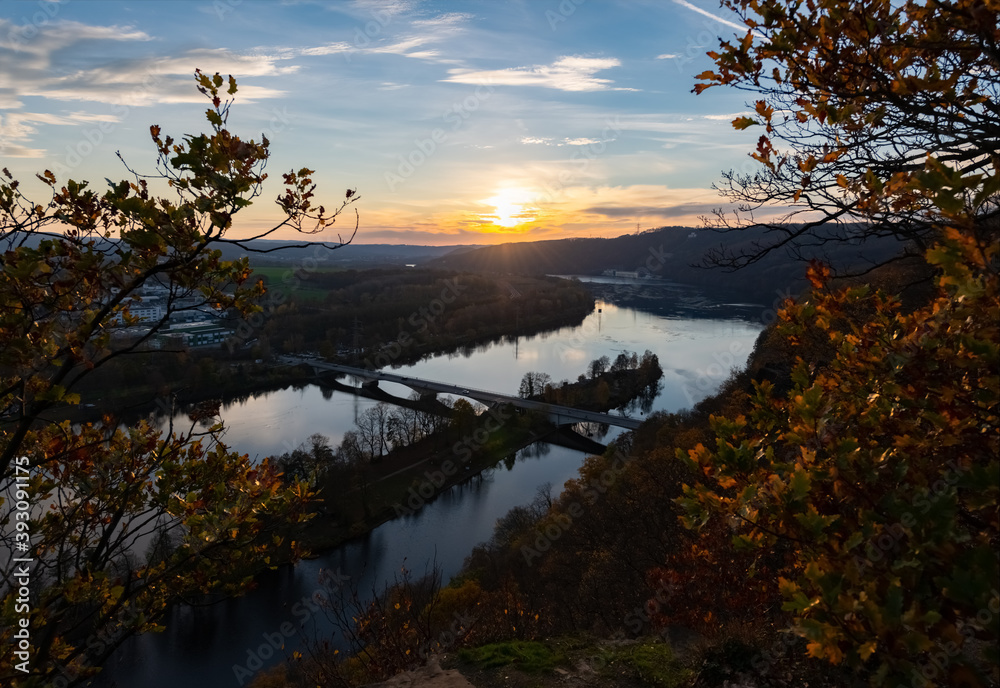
<box><xmin>518</xmin><ymin>350</ymin><xmax>662</xmax><ymax>412</ymax></box>
<box><xmin>248</xmin><ymin>269</ymin><xmax>594</xmax><ymax>364</ymax></box>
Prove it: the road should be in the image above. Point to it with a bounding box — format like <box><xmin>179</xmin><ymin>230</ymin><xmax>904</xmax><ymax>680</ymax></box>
<box><xmin>287</xmin><ymin>357</ymin><xmax>644</xmax><ymax>431</ymax></box>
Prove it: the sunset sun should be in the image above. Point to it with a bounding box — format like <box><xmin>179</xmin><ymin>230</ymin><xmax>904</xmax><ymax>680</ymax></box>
<box><xmin>481</xmin><ymin>188</ymin><xmax>538</xmax><ymax>229</ymax></box>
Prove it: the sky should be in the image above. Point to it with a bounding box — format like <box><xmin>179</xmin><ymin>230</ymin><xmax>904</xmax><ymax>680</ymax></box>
<box><xmin>0</xmin><ymin>0</ymin><xmax>769</xmax><ymax>246</ymax></box>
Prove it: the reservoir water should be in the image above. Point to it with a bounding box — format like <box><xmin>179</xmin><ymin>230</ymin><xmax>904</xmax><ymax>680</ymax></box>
<box><xmin>100</xmin><ymin>281</ymin><xmax>765</xmax><ymax>687</ymax></box>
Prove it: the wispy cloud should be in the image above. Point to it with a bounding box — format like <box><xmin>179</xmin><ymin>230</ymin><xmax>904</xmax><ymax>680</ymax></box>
<box><xmin>1</xmin><ymin>8</ymin><xmax>473</xmax><ymax>115</ymax></box>
<box><xmin>412</xmin><ymin>12</ymin><xmax>472</xmax><ymax>29</ymax></box>
<box><xmin>0</xmin><ymin>110</ymin><xmax>120</xmax><ymax>158</ymax></box>
<box><xmin>1</xmin><ymin>19</ymin><xmax>151</xmax><ymax>60</ymax></box>
<box><xmin>0</xmin><ymin>1</ymin><xmax>764</xmax><ymax>244</ymax></box>
<box><xmin>444</xmin><ymin>56</ymin><xmax>629</xmax><ymax>92</ymax></box>
<box><xmin>520</xmin><ymin>135</ymin><xmax>606</xmax><ymax>146</ymax></box>
<box><xmin>0</xmin><ymin>19</ymin><xmax>153</xmax><ymax>108</ymax></box>
<box><xmin>670</xmin><ymin>0</ymin><xmax>747</xmax><ymax>34</ymax></box>
<box><xmin>19</xmin><ymin>48</ymin><xmax>294</xmax><ymax>105</ymax></box>
<box><xmin>703</xmin><ymin>111</ymin><xmax>753</xmax><ymax>121</ymax></box>
<box><xmin>0</xmin><ymin>18</ymin><xmax>292</xmax><ymax>107</ymax></box>
<box><xmin>343</xmin><ymin>11</ymin><xmax>472</xmax><ymax>63</ymax></box>
<box><xmin>298</xmin><ymin>43</ymin><xmax>354</xmax><ymax>56</ymax></box>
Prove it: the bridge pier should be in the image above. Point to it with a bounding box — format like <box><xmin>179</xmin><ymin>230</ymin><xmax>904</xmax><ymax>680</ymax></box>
<box><xmin>409</xmin><ymin>386</ymin><xmax>440</xmax><ymax>400</ymax></box>
<box><xmin>548</xmin><ymin>411</ymin><xmax>588</xmax><ymax>426</ymax></box>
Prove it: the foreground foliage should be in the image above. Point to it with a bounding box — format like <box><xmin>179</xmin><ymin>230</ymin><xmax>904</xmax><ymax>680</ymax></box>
<box><xmin>0</xmin><ymin>72</ymin><xmax>353</xmax><ymax>685</ymax></box>
<box><xmin>678</xmin><ymin>0</ymin><xmax>1000</xmax><ymax>683</ymax></box>
<box><xmin>697</xmin><ymin>0</ymin><xmax>999</xmax><ymax>271</ymax></box>
<box><xmin>678</xmin><ymin>234</ymin><xmax>998</xmax><ymax>685</ymax></box>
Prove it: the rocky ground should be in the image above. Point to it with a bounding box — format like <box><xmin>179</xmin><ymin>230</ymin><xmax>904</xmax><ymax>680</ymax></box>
<box><xmin>362</xmin><ymin>657</ymin><xmax>475</xmax><ymax>688</ymax></box>
<box><xmin>358</xmin><ymin>634</ymin><xmax>884</xmax><ymax>688</ymax></box>
<box><xmin>364</xmin><ymin>637</ymin><xmax>693</xmax><ymax>688</ymax></box>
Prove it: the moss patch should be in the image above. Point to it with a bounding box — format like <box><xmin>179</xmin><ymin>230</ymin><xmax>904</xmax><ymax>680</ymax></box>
<box><xmin>458</xmin><ymin>640</ymin><xmax>566</xmax><ymax>674</ymax></box>
<box><xmin>598</xmin><ymin>640</ymin><xmax>692</xmax><ymax>688</ymax></box>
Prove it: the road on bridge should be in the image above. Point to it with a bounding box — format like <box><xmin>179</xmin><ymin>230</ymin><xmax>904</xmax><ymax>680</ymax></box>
<box><xmin>288</xmin><ymin>358</ymin><xmax>644</xmax><ymax>431</ymax></box>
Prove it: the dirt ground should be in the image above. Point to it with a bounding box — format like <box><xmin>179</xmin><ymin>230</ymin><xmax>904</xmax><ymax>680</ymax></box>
<box><xmin>363</xmin><ymin>651</ymin><xmax>659</xmax><ymax>688</ymax></box>
<box><xmin>362</xmin><ymin>658</ymin><xmax>475</xmax><ymax>688</ymax></box>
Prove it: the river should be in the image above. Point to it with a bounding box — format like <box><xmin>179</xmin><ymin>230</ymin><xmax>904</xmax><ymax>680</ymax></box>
<box><xmin>99</xmin><ymin>279</ymin><xmax>765</xmax><ymax>688</ymax></box>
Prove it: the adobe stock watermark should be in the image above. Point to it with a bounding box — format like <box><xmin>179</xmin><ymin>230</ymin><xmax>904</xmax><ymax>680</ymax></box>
<box><xmin>8</xmin><ymin>455</ymin><xmax>35</xmax><ymax>676</ymax></box>
<box><xmin>666</xmin><ymin>5</ymin><xmax>749</xmax><ymax>75</ymax></box>
<box><xmin>551</xmin><ymin>240</ymin><xmax>657</xmax><ymax>365</ymax></box>
<box><xmin>49</xmin><ymin>73</ymin><xmax>166</xmax><ymax>178</ymax></box>
<box><xmin>521</xmin><ymin>446</ymin><xmax>633</xmax><ymax>566</ymax></box>
<box><xmin>853</xmin><ymin>457</ymin><xmax>971</xmax><ymax>576</ymax></box>
<box><xmin>545</xmin><ymin>0</ymin><xmax>587</xmax><ymax>31</ymax></box>
<box><xmin>257</xmin><ymin>105</ymin><xmax>294</xmax><ymax>141</ymax></box>
<box><xmin>210</xmin><ymin>0</ymin><xmax>241</xmax><ymax>20</ymax></box>
<box><xmin>226</xmin><ymin>243</ymin><xmax>335</xmax><ymax>353</ymax></box>
<box><xmin>344</xmin><ymin>3</ymin><xmax>403</xmax><ymax>62</ymax></box>
<box><xmin>9</xmin><ymin>469</ymin><xmax>162</xmax><ymax>688</ymax></box>
<box><xmin>48</xmin><ymin>604</ymin><xmax>156</xmax><ymax>687</ymax></box>
<box><xmin>533</xmin><ymin>116</ymin><xmax>624</xmax><ymax>208</ymax></box>
<box><xmin>231</xmin><ymin>567</ymin><xmax>351</xmax><ymax>686</ymax></box>
<box><xmin>210</xmin><ymin>0</ymin><xmax>400</xmax><ymax>61</ymax></box>
<box><xmin>362</xmin><ymin>278</ymin><xmax>466</xmax><ymax>368</ymax></box>
<box><xmin>393</xmin><ymin>403</ymin><xmax>512</xmax><ymax>517</ymax></box>
<box><xmin>679</xmin><ymin>286</ymin><xmax>797</xmax><ymax>406</ymax></box>
<box><xmin>567</xmin><ymin>578</ymin><xmax>679</xmax><ymax>677</ymax></box>
<box><xmin>384</xmin><ymin>82</ymin><xmax>496</xmax><ymax>191</ymax></box>
<box><xmin>4</xmin><ymin>0</ymin><xmax>66</xmax><ymax>50</ymax></box>
<box><xmin>607</xmin><ymin>578</ymin><xmax>679</xmax><ymax>644</ymax></box>
<box><xmin>900</xmin><ymin>591</ymin><xmax>1000</xmax><ymax>688</ymax></box>
<box><xmin>414</xmin><ymin>609</ymin><xmax>476</xmax><ymax>663</ymax></box>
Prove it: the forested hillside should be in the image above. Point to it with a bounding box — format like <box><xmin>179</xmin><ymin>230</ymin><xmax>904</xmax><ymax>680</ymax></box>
<box><xmin>427</xmin><ymin>226</ymin><xmax>905</xmax><ymax>303</ymax></box>
<box><xmin>251</xmin><ymin>268</ymin><xmax>593</xmax><ymax>364</ymax></box>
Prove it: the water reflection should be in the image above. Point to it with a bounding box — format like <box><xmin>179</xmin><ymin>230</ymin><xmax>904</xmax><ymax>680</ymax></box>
<box><xmin>103</xmin><ymin>296</ymin><xmax>764</xmax><ymax>687</ymax></box>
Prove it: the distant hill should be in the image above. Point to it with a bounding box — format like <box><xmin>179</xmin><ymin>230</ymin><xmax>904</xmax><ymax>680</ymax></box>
<box><xmin>228</xmin><ymin>241</ymin><xmax>482</xmax><ymax>268</ymax></box>
<box><xmin>15</xmin><ymin>234</ymin><xmax>482</xmax><ymax>269</ymax></box>
<box><xmin>426</xmin><ymin>226</ymin><xmax>906</xmax><ymax>303</ymax></box>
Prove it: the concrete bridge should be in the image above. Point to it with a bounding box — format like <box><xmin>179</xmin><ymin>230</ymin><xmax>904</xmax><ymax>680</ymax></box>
<box><xmin>289</xmin><ymin>358</ymin><xmax>644</xmax><ymax>431</ymax></box>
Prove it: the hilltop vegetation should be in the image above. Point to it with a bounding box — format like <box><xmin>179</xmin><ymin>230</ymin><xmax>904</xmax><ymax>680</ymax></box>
<box><xmin>249</xmin><ymin>268</ymin><xmax>593</xmax><ymax>365</ymax></box>
<box><xmin>426</xmin><ymin>225</ymin><xmax>905</xmax><ymax>304</ymax></box>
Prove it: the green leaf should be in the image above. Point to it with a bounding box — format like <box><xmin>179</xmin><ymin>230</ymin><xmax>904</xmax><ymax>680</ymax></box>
<box><xmin>788</xmin><ymin>466</ymin><xmax>811</xmax><ymax>501</ymax></box>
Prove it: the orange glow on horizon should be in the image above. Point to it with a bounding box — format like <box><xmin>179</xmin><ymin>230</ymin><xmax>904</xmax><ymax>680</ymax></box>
<box><xmin>228</xmin><ymin>183</ymin><xmax>753</xmax><ymax>245</ymax></box>
<box><xmin>477</xmin><ymin>187</ymin><xmax>539</xmax><ymax>230</ymax></box>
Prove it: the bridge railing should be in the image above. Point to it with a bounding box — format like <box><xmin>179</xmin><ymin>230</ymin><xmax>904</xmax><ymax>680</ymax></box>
<box><xmin>377</xmin><ymin>370</ymin><xmax>637</xmax><ymax>422</ymax></box>
<box><xmin>316</xmin><ymin>362</ymin><xmax>514</xmax><ymax>402</ymax></box>
<box><xmin>309</xmin><ymin>360</ymin><xmax>638</xmax><ymax>424</ymax></box>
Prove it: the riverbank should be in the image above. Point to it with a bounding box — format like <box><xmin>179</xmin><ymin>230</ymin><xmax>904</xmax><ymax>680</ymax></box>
<box><xmin>53</xmin><ymin>295</ymin><xmax>594</xmax><ymax>427</ymax></box>
<box><xmin>295</xmin><ymin>407</ymin><xmax>558</xmax><ymax>554</ymax></box>
<box><xmin>284</xmin><ymin>358</ymin><xmax>664</xmax><ymax>555</ymax></box>
<box><xmin>94</xmin><ymin>295</ymin><xmax>769</xmax><ymax>688</ymax></box>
